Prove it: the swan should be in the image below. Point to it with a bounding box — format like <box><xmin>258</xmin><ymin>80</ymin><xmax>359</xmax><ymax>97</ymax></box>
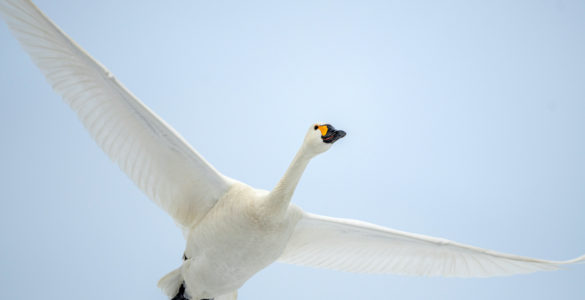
<box><xmin>1</xmin><ymin>1</ymin><xmax>584</xmax><ymax>299</ymax></box>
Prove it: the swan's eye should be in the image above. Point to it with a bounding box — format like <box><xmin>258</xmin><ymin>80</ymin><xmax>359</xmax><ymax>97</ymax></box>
<box><xmin>314</xmin><ymin>125</ymin><xmax>319</xmax><ymax>130</ymax></box>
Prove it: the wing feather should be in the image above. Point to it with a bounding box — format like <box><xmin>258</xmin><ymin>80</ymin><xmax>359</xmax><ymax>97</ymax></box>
<box><xmin>0</xmin><ymin>0</ymin><xmax>233</xmax><ymax>227</ymax></box>
<box><xmin>279</xmin><ymin>213</ymin><xmax>585</xmax><ymax>277</ymax></box>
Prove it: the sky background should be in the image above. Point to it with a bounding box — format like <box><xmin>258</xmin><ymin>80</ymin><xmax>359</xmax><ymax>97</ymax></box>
<box><xmin>1</xmin><ymin>0</ymin><xmax>585</xmax><ymax>299</ymax></box>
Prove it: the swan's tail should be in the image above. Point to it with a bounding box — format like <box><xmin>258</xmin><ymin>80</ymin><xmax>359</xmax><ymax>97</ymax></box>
<box><xmin>157</xmin><ymin>267</ymin><xmax>238</xmax><ymax>300</ymax></box>
<box><xmin>157</xmin><ymin>267</ymin><xmax>183</xmax><ymax>299</ymax></box>
<box><xmin>215</xmin><ymin>291</ymin><xmax>238</xmax><ymax>300</ymax></box>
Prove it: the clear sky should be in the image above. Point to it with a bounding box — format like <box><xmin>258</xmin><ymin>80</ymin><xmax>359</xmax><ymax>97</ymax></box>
<box><xmin>1</xmin><ymin>0</ymin><xmax>584</xmax><ymax>299</ymax></box>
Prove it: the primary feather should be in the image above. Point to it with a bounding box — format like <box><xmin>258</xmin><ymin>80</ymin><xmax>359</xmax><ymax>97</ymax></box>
<box><xmin>279</xmin><ymin>213</ymin><xmax>585</xmax><ymax>277</ymax></box>
<box><xmin>0</xmin><ymin>0</ymin><xmax>233</xmax><ymax>228</ymax></box>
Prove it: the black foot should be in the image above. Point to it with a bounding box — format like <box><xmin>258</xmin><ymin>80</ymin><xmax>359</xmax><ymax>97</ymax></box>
<box><xmin>171</xmin><ymin>283</ymin><xmax>188</xmax><ymax>300</ymax></box>
<box><xmin>171</xmin><ymin>283</ymin><xmax>214</xmax><ymax>300</ymax></box>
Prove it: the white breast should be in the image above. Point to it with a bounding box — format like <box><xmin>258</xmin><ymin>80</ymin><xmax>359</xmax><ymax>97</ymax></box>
<box><xmin>182</xmin><ymin>183</ymin><xmax>303</xmax><ymax>298</ymax></box>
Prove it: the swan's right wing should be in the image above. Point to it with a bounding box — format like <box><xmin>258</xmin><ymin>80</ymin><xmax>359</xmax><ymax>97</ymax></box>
<box><xmin>0</xmin><ymin>0</ymin><xmax>233</xmax><ymax>227</ymax></box>
<box><xmin>279</xmin><ymin>213</ymin><xmax>585</xmax><ymax>277</ymax></box>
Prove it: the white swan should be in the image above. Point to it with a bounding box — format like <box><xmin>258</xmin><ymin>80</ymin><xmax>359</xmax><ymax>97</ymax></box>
<box><xmin>1</xmin><ymin>1</ymin><xmax>583</xmax><ymax>299</ymax></box>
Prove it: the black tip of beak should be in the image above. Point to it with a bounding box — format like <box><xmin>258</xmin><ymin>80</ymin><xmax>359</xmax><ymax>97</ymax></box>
<box><xmin>322</xmin><ymin>127</ymin><xmax>346</xmax><ymax>144</ymax></box>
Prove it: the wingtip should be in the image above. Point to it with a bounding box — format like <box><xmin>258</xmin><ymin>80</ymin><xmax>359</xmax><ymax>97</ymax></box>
<box><xmin>564</xmin><ymin>253</ymin><xmax>585</xmax><ymax>264</ymax></box>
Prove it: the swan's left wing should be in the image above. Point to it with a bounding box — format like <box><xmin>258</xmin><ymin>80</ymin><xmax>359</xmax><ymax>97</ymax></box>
<box><xmin>0</xmin><ymin>0</ymin><xmax>233</xmax><ymax>227</ymax></box>
<box><xmin>279</xmin><ymin>213</ymin><xmax>585</xmax><ymax>277</ymax></box>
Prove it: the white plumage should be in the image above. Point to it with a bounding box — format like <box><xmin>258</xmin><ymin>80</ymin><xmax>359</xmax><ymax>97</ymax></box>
<box><xmin>280</xmin><ymin>213</ymin><xmax>585</xmax><ymax>277</ymax></box>
<box><xmin>0</xmin><ymin>0</ymin><xmax>232</xmax><ymax>230</ymax></box>
<box><xmin>0</xmin><ymin>0</ymin><xmax>583</xmax><ymax>299</ymax></box>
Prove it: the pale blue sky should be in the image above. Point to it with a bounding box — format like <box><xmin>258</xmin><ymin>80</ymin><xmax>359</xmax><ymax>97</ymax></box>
<box><xmin>1</xmin><ymin>0</ymin><xmax>584</xmax><ymax>299</ymax></box>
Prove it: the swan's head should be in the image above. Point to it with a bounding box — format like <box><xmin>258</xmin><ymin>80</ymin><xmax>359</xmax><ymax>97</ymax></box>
<box><xmin>303</xmin><ymin>123</ymin><xmax>346</xmax><ymax>155</ymax></box>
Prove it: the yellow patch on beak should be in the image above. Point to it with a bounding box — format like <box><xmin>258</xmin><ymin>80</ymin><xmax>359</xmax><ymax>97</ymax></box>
<box><xmin>318</xmin><ymin>125</ymin><xmax>328</xmax><ymax>136</ymax></box>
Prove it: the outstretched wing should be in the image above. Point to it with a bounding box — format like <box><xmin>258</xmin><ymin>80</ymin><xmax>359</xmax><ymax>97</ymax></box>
<box><xmin>0</xmin><ymin>0</ymin><xmax>233</xmax><ymax>227</ymax></box>
<box><xmin>279</xmin><ymin>213</ymin><xmax>585</xmax><ymax>277</ymax></box>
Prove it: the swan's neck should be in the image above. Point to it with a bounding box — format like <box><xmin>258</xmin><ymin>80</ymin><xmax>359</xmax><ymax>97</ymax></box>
<box><xmin>267</xmin><ymin>145</ymin><xmax>312</xmax><ymax>214</ymax></box>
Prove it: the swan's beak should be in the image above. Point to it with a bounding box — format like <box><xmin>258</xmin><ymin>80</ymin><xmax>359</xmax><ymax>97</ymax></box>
<box><xmin>320</xmin><ymin>124</ymin><xmax>346</xmax><ymax>144</ymax></box>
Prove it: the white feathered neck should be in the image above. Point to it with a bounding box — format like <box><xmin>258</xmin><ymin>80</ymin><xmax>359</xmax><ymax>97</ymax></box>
<box><xmin>266</xmin><ymin>128</ymin><xmax>327</xmax><ymax>215</ymax></box>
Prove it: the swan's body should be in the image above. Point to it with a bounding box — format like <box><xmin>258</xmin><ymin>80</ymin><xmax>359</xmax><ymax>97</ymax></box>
<box><xmin>0</xmin><ymin>1</ymin><xmax>583</xmax><ymax>299</ymax></box>
<box><xmin>172</xmin><ymin>126</ymin><xmax>333</xmax><ymax>298</ymax></box>
<box><xmin>180</xmin><ymin>185</ymin><xmax>302</xmax><ymax>298</ymax></box>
